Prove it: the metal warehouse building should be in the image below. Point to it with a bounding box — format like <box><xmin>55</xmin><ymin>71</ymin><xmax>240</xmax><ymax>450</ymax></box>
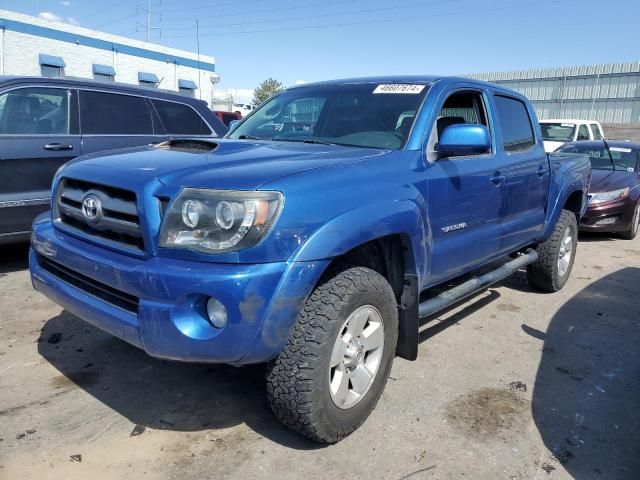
<box><xmin>470</xmin><ymin>61</ymin><xmax>640</xmax><ymax>140</ymax></box>
<box><xmin>0</xmin><ymin>9</ymin><xmax>218</xmax><ymax>104</ymax></box>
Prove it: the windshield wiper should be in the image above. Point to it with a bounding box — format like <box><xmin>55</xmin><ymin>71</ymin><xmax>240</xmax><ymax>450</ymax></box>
<box><xmin>237</xmin><ymin>134</ymin><xmax>264</xmax><ymax>140</ymax></box>
<box><xmin>602</xmin><ymin>138</ymin><xmax>616</xmax><ymax>171</ymax></box>
<box><xmin>302</xmin><ymin>138</ymin><xmax>340</xmax><ymax>146</ymax></box>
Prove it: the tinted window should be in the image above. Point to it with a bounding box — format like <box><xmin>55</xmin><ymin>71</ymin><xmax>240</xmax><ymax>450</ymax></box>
<box><xmin>80</xmin><ymin>91</ymin><xmax>154</xmax><ymax>135</ymax></box>
<box><xmin>0</xmin><ymin>87</ymin><xmax>70</xmax><ymax>134</ymax></box>
<box><xmin>590</xmin><ymin>124</ymin><xmax>602</xmax><ymax>140</ymax></box>
<box><xmin>577</xmin><ymin>125</ymin><xmax>590</xmax><ymax>141</ymax></box>
<box><xmin>152</xmin><ymin>99</ymin><xmax>212</xmax><ymax>135</ymax></box>
<box><xmin>494</xmin><ymin>95</ymin><xmax>535</xmax><ymax>152</ymax></box>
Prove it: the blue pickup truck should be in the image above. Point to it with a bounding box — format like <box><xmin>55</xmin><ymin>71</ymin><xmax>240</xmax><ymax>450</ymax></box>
<box><xmin>30</xmin><ymin>76</ymin><xmax>590</xmax><ymax>443</ymax></box>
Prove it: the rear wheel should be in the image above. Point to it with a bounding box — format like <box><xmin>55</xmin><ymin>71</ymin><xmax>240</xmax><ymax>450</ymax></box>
<box><xmin>527</xmin><ymin>209</ymin><xmax>578</xmax><ymax>292</ymax></box>
<box><xmin>620</xmin><ymin>202</ymin><xmax>639</xmax><ymax>240</ymax></box>
<box><xmin>266</xmin><ymin>266</ymin><xmax>398</xmax><ymax>443</ymax></box>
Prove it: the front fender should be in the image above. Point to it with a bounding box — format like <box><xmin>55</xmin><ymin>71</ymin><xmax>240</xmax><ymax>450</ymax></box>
<box><xmin>290</xmin><ymin>199</ymin><xmax>427</xmax><ymax>276</ymax></box>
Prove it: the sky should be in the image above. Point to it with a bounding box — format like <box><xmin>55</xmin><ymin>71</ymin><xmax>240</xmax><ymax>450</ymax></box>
<box><xmin>1</xmin><ymin>0</ymin><xmax>639</xmax><ymax>90</ymax></box>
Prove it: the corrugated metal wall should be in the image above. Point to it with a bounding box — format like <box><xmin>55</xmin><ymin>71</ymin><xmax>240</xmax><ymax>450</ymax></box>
<box><xmin>468</xmin><ymin>62</ymin><xmax>640</xmax><ymax>124</ymax></box>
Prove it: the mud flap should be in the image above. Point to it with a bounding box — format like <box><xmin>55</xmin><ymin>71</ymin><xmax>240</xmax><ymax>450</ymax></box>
<box><xmin>396</xmin><ymin>274</ymin><xmax>418</xmax><ymax>360</ymax></box>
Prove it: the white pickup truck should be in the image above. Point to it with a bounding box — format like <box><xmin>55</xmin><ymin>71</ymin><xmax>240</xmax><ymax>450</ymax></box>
<box><xmin>539</xmin><ymin>119</ymin><xmax>605</xmax><ymax>152</ymax></box>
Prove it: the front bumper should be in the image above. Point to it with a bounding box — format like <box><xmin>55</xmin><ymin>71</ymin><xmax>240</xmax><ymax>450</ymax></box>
<box><xmin>30</xmin><ymin>217</ymin><xmax>328</xmax><ymax>364</ymax></box>
<box><xmin>580</xmin><ymin>197</ymin><xmax>637</xmax><ymax>233</ymax></box>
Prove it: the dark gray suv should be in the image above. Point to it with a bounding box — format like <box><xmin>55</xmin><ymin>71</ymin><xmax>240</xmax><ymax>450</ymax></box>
<box><xmin>0</xmin><ymin>76</ymin><xmax>226</xmax><ymax>244</ymax></box>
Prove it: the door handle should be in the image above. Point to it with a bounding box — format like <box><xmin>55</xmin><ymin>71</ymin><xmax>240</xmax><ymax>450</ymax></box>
<box><xmin>490</xmin><ymin>172</ymin><xmax>506</xmax><ymax>185</ymax></box>
<box><xmin>537</xmin><ymin>165</ymin><xmax>547</xmax><ymax>177</ymax></box>
<box><xmin>43</xmin><ymin>143</ymin><xmax>74</xmax><ymax>151</ymax></box>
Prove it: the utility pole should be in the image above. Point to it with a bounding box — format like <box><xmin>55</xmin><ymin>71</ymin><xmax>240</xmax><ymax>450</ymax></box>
<box><xmin>196</xmin><ymin>19</ymin><xmax>202</xmax><ymax>100</ymax></box>
<box><xmin>136</xmin><ymin>0</ymin><xmax>161</xmax><ymax>42</ymax></box>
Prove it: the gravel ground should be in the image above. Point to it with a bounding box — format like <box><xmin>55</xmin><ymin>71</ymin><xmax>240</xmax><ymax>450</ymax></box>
<box><xmin>1</xmin><ymin>233</ymin><xmax>639</xmax><ymax>480</ymax></box>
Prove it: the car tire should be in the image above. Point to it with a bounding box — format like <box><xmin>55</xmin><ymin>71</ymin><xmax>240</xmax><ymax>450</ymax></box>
<box><xmin>266</xmin><ymin>265</ymin><xmax>398</xmax><ymax>443</ymax></box>
<box><xmin>527</xmin><ymin>209</ymin><xmax>578</xmax><ymax>293</ymax></box>
<box><xmin>620</xmin><ymin>202</ymin><xmax>640</xmax><ymax>240</ymax></box>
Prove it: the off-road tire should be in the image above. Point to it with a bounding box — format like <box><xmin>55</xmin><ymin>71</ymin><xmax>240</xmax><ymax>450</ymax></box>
<box><xmin>620</xmin><ymin>201</ymin><xmax>639</xmax><ymax>240</ymax></box>
<box><xmin>266</xmin><ymin>266</ymin><xmax>398</xmax><ymax>443</ymax></box>
<box><xmin>527</xmin><ymin>209</ymin><xmax>578</xmax><ymax>292</ymax></box>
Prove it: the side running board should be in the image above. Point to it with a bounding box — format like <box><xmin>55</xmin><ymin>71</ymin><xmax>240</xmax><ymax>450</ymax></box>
<box><xmin>418</xmin><ymin>249</ymin><xmax>539</xmax><ymax>318</ymax></box>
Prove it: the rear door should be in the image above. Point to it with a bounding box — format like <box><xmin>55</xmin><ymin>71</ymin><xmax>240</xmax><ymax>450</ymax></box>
<box><xmin>493</xmin><ymin>94</ymin><xmax>549</xmax><ymax>253</ymax></box>
<box><xmin>0</xmin><ymin>85</ymin><xmax>80</xmax><ymax>239</ymax></box>
<box><xmin>79</xmin><ymin>90</ymin><xmax>166</xmax><ymax>154</ymax></box>
<box><xmin>422</xmin><ymin>87</ymin><xmax>507</xmax><ymax>283</ymax></box>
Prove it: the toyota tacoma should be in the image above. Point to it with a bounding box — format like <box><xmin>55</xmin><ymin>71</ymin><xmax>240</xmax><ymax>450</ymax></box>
<box><xmin>30</xmin><ymin>76</ymin><xmax>591</xmax><ymax>443</ymax></box>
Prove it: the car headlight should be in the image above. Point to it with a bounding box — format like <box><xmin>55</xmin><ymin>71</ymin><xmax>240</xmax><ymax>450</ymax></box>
<box><xmin>159</xmin><ymin>189</ymin><xmax>283</xmax><ymax>253</ymax></box>
<box><xmin>590</xmin><ymin>187</ymin><xmax>630</xmax><ymax>205</ymax></box>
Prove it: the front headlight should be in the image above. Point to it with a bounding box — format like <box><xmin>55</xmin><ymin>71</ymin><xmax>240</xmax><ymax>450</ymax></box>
<box><xmin>590</xmin><ymin>187</ymin><xmax>630</xmax><ymax>205</ymax></box>
<box><xmin>159</xmin><ymin>189</ymin><xmax>283</xmax><ymax>253</ymax></box>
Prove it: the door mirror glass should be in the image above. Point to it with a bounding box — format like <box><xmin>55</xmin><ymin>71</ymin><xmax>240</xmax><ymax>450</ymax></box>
<box><xmin>437</xmin><ymin>124</ymin><xmax>490</xmax><ymax>158</ymax></box>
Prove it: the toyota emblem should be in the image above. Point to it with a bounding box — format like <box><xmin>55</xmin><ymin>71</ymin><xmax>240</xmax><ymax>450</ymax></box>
<box><xmin>81</xmin><ymin>194</ymin><xmax>102</xmax><ymax>222</ymax></box>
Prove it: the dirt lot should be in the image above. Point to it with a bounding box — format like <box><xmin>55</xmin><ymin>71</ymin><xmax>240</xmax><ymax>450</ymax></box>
<box><xmin>1</xmin><ymin>234</ymin><xmax>639</xmax><ymax>480</ymax></box>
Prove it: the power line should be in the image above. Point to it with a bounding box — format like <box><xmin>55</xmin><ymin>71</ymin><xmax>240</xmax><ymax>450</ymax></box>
<box><xmin>164</xmin><ymin>0</ymin><xmax>563</xmax><ymax>38</ymax></box>
<box><xmin>159</xmin><ymin>0</ymin><xmax>271</xmax><ymax>15</ymax></box>
<box><xmin>161</xmin><ymin>0</ymin><xmax>457</xmax><ymax>31</ymax></box>
<box><xmin>75</xmin><ymin>0</ymin><xmax>132</xmax><ymax>21</ymax></box>
<box><xmin>161</xmin><ymin>0</ymin><xmax>355</xmax><ymax>24</ymax></box>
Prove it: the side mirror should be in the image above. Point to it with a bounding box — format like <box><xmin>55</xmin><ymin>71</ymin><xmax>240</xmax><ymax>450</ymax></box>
<box><xmin>437</xmin><ymin>124</ymin><xmax>490</xmax><ymax>158</ymax></box>
<box><xmin>228</xmin><ymin>119</ymin><xmax>240</xmax><ymax>132</ymax></box>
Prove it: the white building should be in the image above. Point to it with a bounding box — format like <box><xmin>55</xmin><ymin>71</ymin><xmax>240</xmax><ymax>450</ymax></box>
<box><xmin>0</xmin><ymin>9</ymin><xmax>219</xmax><ymax>104</ymax></box>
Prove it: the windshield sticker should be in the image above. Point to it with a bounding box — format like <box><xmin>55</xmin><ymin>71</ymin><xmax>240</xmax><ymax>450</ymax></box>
<box><xmin>373</xmin><ymin>84</ymin><xmax>426</xmax><ymax>94</ymax></box>
<box><xmin>610</xmin><ymin>147</ymin><xmax>632</xmax><ymax>153</ymax></box>
<box><xmin>561</xmin><ymin>123</ymin><xmax>575</xmax><ymax>127</ymax></box>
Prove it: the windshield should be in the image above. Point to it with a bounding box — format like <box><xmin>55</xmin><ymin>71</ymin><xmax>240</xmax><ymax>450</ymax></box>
<box><xmin>556</xmin><ymin>144</ymin><xmax>639</xmax><ymax>171</ymax></box>
<box><xmin>540</xmin><ymin>122</ymin><xmax>576</xmax><ymax>142</ymax></box>
<box><xmin>227</xmin><ymin>83</ymin><xmax>430</xmax><ymax>149</ymax></box>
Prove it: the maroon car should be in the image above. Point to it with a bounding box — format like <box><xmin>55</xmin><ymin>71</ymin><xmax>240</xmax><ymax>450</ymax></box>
<box><xmin>214</xmin><ymin>110</ymin><xmax>242</xmax><ymax>127</ymax></box>
<box><xmin>556</xmin><ymin>140</ymin><xmax>640</xmax><ymax>239</ymax></box>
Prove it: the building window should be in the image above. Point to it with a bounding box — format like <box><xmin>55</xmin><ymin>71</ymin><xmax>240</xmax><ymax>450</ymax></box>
<box><xmin>178</xmin><ymin>79</ymin><xmax>198</xmax><ymax>98</ymax></box>
<box><xmin>39</xmin><ymin>54</ymin><xmax>66</xmax><ymax>78</ymax></box>
<box><xmin>179</xmin><ymin>87</ymin><xmax>195</xmax><ymax>97</ymax></box>
<box><xmin>138</xmin><ymin>72</ymin><xmax>159</xmax><ymax>88</ymax></box>
<box><xmin>41</xmin><ymin>65</ymin><xmax>63</xmax><ymax>78</ymax></box>
<box><xmin>93</xmin><ymin>64</ymin><xmax>116</xmax><ymax>83</ymax></box>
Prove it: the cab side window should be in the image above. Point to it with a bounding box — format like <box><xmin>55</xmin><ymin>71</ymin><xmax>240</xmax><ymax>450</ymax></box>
<box><xmin>0</xmin><ymin>87</ymin><xmax>72</xmax><ymax>135</ymax></box>
<box><xmin>80</xmin><ymin>91</ymin><xmax>154</xmax><ymax>135</ymax></box>
<box><xmin>590</xmin><ymin>124</ymin><xmax>602</xmax><ymax>140</ymax></box>
<box><xmin>493</xmin><ymin>95</ymin><xmax>535</xmax><ymax>153</ymax></box>
<box><xmin>577</xmin><ymin>125</ymin><xmax>590</xmax><ymax>141</ymax></box>
<box><xmin>428</xmin><ymin>90</ymin><xmax>489</xmax><ymax>158</ymax></box>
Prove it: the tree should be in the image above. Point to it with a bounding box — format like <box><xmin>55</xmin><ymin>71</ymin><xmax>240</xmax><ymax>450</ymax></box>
<box><xmin>253</xmin><ymin>78</ymin><xmax>285</xmax><ymax>106</ymax></box>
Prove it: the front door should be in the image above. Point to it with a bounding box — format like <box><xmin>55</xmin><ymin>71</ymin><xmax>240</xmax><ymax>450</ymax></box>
<box><xmin>0</xmin><ymin>86</ymin><xmax>80</xmax><ymax>239</ymax></box>
<box><xmin>422</xmin><ymin>89</ymin><xmax>507</xmax><ymax>285</ymax></box>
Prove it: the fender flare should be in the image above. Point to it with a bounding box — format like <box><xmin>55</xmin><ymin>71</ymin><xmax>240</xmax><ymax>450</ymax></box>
<box><xmin>291</xmin><ymin>199</ymin><xmax>428</xmax><ymax>276</ymax></box>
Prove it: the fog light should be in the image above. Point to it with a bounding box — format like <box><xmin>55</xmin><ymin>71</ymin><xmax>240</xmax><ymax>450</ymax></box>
<box><xmin>206</xmin><ymin>297</ymin><xmax>227</xmax><ymax>328</ymax></box>
<box><xmin>595</xmin><ymin>216</ymin><xmax>618</xmax><ymax>226</ymax></box>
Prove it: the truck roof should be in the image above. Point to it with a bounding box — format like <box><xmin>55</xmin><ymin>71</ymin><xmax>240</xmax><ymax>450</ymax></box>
<box><xmin>289</xmin><ymin>75</ymin><xmax>524</xmax><ymax>97</ymax></box>
<box><xmin>540</xmin><ymin>119</ymin><xmax>602</xmax><ymax>124</ymax></box>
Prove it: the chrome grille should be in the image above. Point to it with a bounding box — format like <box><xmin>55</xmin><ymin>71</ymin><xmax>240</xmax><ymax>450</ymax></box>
<box><xmin>56</xmin><ymin>178</ymin><xmax>144</xmax><ymax>251</ymax></box>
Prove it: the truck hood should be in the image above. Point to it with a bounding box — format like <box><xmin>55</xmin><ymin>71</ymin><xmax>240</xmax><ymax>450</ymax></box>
<box><xmin>64</xmin><ymin>139</ymin><xmax>390</xmax><ymax>190</ymax></box>
<box><xmin>590</xmin><ymin>169</ymin><xmax>638</xmax><ymax>193</ymax></box>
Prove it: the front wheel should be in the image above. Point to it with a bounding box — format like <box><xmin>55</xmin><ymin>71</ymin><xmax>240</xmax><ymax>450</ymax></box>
<box><xmin>620</xmin><ymin>202</ymin><xmax>639</xmax><ymax>240</ymax></box>
<box><xmin>527</xmin><ymin>209</ymin><xmax>578</xmax><ymax>292</ymax></box>
<box><xmin>266</xmin><ymin>266</ymin><xmax>398</xmax><ymax>443</ymax></box>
